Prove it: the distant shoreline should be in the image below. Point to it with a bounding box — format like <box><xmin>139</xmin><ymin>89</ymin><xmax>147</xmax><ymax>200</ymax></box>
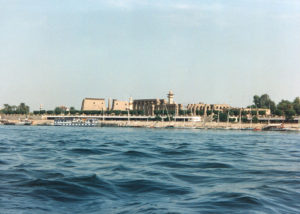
<box><xmin>1</xmin><ymin>118</ymin><xmax>300</xmax><ymax>132</ymax></box>
<box><xmin>97</xmin><ymin>121</ymin><xmax>300</xmax><ymax>131</ymax></box>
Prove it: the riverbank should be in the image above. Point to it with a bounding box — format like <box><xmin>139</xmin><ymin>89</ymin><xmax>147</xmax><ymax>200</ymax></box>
<box><xmin>1</xmin><ymin>117</ymin><xmax>300</xmax><ymax>131</ymax></box>
<box><xmin>98</xmin><ymin>120</ymin><xmax>300</xmax><ymax>130</ymax></box>
<box><xmin>0</xmin><ymin>119</ymin><xmax>53</xmax><ymax>126</ymax></box>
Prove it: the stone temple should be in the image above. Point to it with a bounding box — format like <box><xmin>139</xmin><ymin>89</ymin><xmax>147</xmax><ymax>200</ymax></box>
<box><xmin>81</xmin><ymin>91</ymin><xmax>183</xmax><ymax>115</ymax></box>
<box><xmin>132</xmin><ymin>90</ymin><xmax>182</xmax><ymax>116</ymax></box>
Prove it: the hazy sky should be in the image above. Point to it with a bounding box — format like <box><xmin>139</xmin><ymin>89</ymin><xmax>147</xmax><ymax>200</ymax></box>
<box><xmin>1</xmin><ymin>0</ymin><xmax>300</xmax><ymax>110</ymax></box>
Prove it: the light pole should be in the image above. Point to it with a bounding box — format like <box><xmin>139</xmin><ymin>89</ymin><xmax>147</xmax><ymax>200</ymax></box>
<box><xmin>127</xmin><ymin>108</ymin><xmax>130</xmax><ymax>123</ymax></box>
<box><xmin>102</xmin><ymin>108</ymin><xmax>104</xmax><ymax>121</ymax></box>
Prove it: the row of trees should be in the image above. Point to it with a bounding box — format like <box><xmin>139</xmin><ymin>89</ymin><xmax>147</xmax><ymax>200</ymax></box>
<box><xmin>0</xmin><ymin>103</ymin><xmax>30</xmax><ymax>114</ymax></box>
<box><xmin>249</xmin><ymin>94</ymin><xmax>300</xmax><ymax>120</ymax></box>
<box><xmin>212</xmin><ymin>112</ymin><xmax>260</xmax><ymax>123</ymax></box>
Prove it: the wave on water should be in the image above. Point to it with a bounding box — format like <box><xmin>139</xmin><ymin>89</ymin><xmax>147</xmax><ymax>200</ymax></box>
<box><xmin>0</xmin><ymin>126</ymin><xmax>300</xmax><ymax>213</ymax></box>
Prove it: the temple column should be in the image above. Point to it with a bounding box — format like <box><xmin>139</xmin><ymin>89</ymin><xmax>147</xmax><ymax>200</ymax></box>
<box><xmin>152</xmin><ymin>104</ymin><xmax>155</xmax><ymax>116</ymax></box>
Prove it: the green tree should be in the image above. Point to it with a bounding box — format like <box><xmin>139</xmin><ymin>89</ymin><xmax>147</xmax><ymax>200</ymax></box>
<box><xmin>113</xmin><ymin>110</ymin><xmax>121</xmax><ymax>115</ymax></box>
<box><xmin>40</xmin><ymin>110</ymin><xmax>46</xmax><ymax>114</ymax></box>
<box><xmin>252</xmin><ymin>116</ymin><xmax>259</xmax><ymax>123</ymax></box>
<box><xmin>285</xmin><ymin>109</ymin><xmax>296</xmax><ymax>121</ymax></box>
<box><xmin>33</xmin><ymin>111</ymin><xmax>40</xmax><ymax>115</ymax></box>
<box><xmin>16</xmin><ymin>103</ymin><xmax>30</xmax><ymax>114</ymax></box>
<box><xmin>219</xmin><ymin>112</ymin><xmax>227</xmax><ymax>122</ymax></box>
<box><xmin>253</xmin><ymin>95</ymin><xmax>260</xmax><ymax>107</ymax></box>
<box><xmin>230</xmin><ymin>109</ymin><xmax>239</xmax><ymax>116</ymax></box>
<box><xmin>242</xmin><ymin>117</ymin><xmax>248</xmax><ymax>123</ymax></box>
<box><xmin>277</xmin><ymin>100</ymin><xmax>295</xmax><ymax>120</ymax></box>
<box><xmin>274</xmin><ymin>109</ymin><xmax>283</xmax><ymax>116</ymax></box>
<box><xmin>137</xmin><ymin>110</ymin><xmax>144</xmax><ymax>115</ymax></box>
<box><xmin>69</xmin><ymin>107</ymin><xmax>77</xmax><ymax>115</ymax></box>
<box><xmin>293</xmin><ymin>97</ymin><xmax>300</xmax><ymax>115</ymax></box>
<box><xmin>169</xmin><ymin>110</ymin><xmax>175</xmax><ymax>116</ymax></box>
<box><xmin>3</xmin><ymin>104</ymin><xmax>13</xmax><ymax>114</ymax></box>
<box><xmin>54</xmin><ymin>107</ymin><xmax>63</xmax><ymax>115</ymax></box>
<box><xmin>130</xmin><ymin>110</ymin><xmax>137</xmax><ymax>115</ymax></box>
<box><xmin>2</xmin><ymin>103</ymin><xmax>29</xmax><ymax>114</ymax></box>
<box><xmin>241</xmin><ymin>111</ymin><xmax>248</xmax><ymax>116</ymax></box>
<box><xmin>252</xmin><ymin>94</ymin><xmax>276</xmax><ymax>113</ymax></box>
<box><xmin>251</xmin><ymin>110</ymin><xmax>257</xmax><ymax>115</ymax></box>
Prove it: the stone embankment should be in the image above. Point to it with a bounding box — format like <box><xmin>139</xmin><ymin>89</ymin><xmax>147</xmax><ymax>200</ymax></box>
<box><xmin>0</xmin><ymin>114</ymin><xmax>52</xmax><ymax>125</ymax></box>
<box><xmin>1</xmin><ymin>114</ymin><xmax>299</xmax><ymax>130</ymax></box>
<box><xmin>99</xmin><ymin>121</ymin><xmax>300</xmax><ymax>130</ymax></box>
<box><xmin>0</xmin><ymin>114</ymin><xmax>44</xmax><ymax>120</ymax></box>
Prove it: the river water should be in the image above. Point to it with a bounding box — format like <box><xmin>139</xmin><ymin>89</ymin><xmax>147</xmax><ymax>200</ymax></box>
<box><xmin>0</xmin><ymin>126</ymin><xmax>299</xmax><ymax>213</ymax></box>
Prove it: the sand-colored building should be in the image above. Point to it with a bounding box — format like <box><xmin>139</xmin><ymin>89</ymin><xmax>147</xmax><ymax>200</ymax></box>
<box><xmin>211</xmin><ymin>104</ymin><xmax>231</xmax><ymax>111</ymax></box>
<box><xmin>241</xmin><ymin>108</ymin><xmax>271</xmax><ymax>116</ymax></box>
<box><xmin>187</xmin><ymin>103</ymin><xmax>231</xmax><ymax>115</ymax></box>
<box><xmin>187</xmin><ymin>103</ymin><xmax>212</xmax><ymax>115</ymax></box>
<box><xmin>111</xmin><ymin>99</ymin><xmax>129</xmax><ymax>111</ymax></box>
<box><xmin>107</xmin><ymin>97</ymin><xmax>133</xmax><ymax>111</ymax></box>
<box><xmin>81</xmin><ymin>98</ymin><xmax>106</xmax><ymax>111</ymax></box>
<box><xmin>133</xmin><ymin>91</ymin><xmax>182</xmax><ymax>116</ymax></box>
<box><xmin>134</xmin><ymin>99</ymin><xmax>165</xmax><ymax>115</ymax></box>
<box><xmin>187</xmin><ymin>103</ymin><xmax>211</xmax><ymax>111</ymax></box>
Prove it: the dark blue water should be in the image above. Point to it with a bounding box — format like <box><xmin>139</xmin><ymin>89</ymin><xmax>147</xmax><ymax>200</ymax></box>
<box><xmin>0</xmin><ymin>126</ymin><xmax>299</xmax><ymax>214</ymax></box>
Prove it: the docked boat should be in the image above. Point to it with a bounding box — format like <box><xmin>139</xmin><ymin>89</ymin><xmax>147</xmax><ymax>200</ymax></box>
<box><xmin>240</xmin><ymin>127</ymin><xmax>254</xmax><ymax>131</ymax></box>
<box><xmin>24</xmin><ymin>121</ymin><xmax>32</xmax><ymax>125</ymax></box>
<box><xmin>17</xmin><ymin>119</ymin><xmax>32</xmax><ymax>126</ymax></box>
<box><xmin>262</xmin><ymin>124</ymin><xmax>286</xmax><ymax>131</ymax></box>
<box><xmin>165</xmin><ymin>125</ymin><xmax>175</xmax><ymax>128</ymax></box>
<box><xmin>3</xmin><ymin>121</ymin><xmax>16</xmax><ymax>125</ymax></box>
<box><xmin>54</xmin><ymin>118</ymin><xmax>98</xmax><ymax>127</ymax></box>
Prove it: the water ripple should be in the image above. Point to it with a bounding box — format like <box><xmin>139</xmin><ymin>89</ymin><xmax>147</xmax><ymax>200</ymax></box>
<box><xmin>0</xmin><ymin>126</ymin><xmax>299</xmax><ymax>213</ymax></box>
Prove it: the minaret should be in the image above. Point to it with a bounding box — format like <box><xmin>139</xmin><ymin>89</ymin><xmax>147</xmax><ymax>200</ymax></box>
<box><xmin>129</xmin><ymin>97</ymin><xmax>133</xmax><ymax>110</ymax></box>
<box><xmin>167</xmin><ymin>90</ymin><xmax>174</xmax><ymax>104</ymax></box>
